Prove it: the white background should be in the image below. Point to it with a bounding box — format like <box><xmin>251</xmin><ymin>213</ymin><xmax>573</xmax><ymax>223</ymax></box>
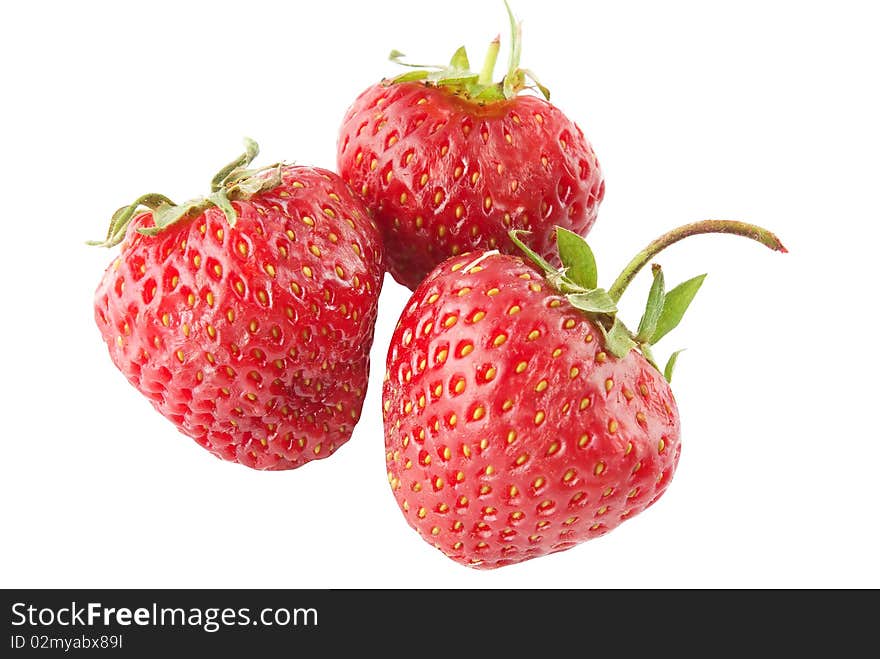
<box><xmin>2</xmin><ymin>0</ymin><xmax>878</xmax><ymax>589</ymax></box>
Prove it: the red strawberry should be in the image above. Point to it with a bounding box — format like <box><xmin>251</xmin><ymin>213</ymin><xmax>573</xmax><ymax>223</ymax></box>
<box><xmin>337</xmin><ymin>3</ymin><xmax>604</xmax><ymax>290</ymax></box>
<box><xmin>92</xmin><ymin>139</ymin><xmax>384</xmax><ymax>470</ymax></box>
<box><xmin>382</xmin><ymin>221</ymin><xmax>785</xmax><ymax>568</ymax></box>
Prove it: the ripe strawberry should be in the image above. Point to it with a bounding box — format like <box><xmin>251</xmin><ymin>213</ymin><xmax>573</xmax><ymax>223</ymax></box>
<box><xmin>382</xmin><ymin>221</ymin><xmax>786</xmax><ymax>568</ymax></box>
<box><xmin>92</xmin><ymin>139</ymin><xmax>384</xmax><ymax>470</ymax></box>
<box><xmin>337</xmin><ymin>3</ymin><xmax>604</xmax><ymax>290</ymax></box>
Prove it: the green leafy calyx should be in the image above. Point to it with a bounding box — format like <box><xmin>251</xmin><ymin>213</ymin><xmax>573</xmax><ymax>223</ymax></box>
<box><xmin>511</xmin><ymin>220</ymin><xmax>787</xmax><ymax>382</ymax></box>
<box><xmin>385</xmin><ymin>1</ymin><xmax>549</xmax><ymax>103</ymax></box>
<box><xmin>88</xmin><ymin>138</ymin><xmax>283</xmax><ymax>248</ymax></box>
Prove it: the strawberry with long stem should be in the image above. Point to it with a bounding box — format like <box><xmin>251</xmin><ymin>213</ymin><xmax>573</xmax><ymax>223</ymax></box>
<box><xmin>382</xmin><ymin>218</ymin><xmax>785</xmax><ymax>568</ymax></box>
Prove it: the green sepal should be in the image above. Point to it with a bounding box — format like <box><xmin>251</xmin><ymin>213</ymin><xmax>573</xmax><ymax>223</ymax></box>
<box><xmin>390</xmin><ymin>70</ymin><xmax>430</xmax><ymax>84</ymax></box>
<box><xmin>651</xmin><ymin>274</ymin><xmax>707</xmax><ymax>345</ymax></box>
<box><xmin>93</xmin><ymin>138</ymin><xmax>283</xmax><ymax>248</ymax></box>
<box><xmin>566</xmin><ymin>289</ymin><xmax>617</xmax><ymax>314</ymax></box>
<box><xmin>86</xmin><ymin>193</ymin><xmax>176</xmax><ymax>247</ymax></box>
<box><xmin>556</xmin><ymin>227</ymin><xmax>598</xmax><ymax>289</ymax></box>
<box><xmin>521</xmin><ymin>68</ymin><xmax>550</xmax><ymax>100</ymax></box>
<box><xmin>602</xmin><ymin>319</ymin><xmax>638</xmax><ymax>359</ymax></box>
<box><xmin>636</xmin><ymin>264</ymin><xmax>666</xmax><ymax>343</ymax></box>
<box><xmin>664</xmin><ymin>350</ymin><xmax>685</xmax><ymax>383</ymax></box>
<box><xmin>435</xmin><ymin>73</ymin><xmax>480</xmax><ymax>87</ymax></box>
<box><xmin>210</xmin><ymin>137</ymin><xmax>259</xmax><ymax>192</ymax></box>
<box><xmin>388</xmin><ymin>50</ymin><xmax>438</xmax><ymax>69</ymax></box>
<box><xmin>385</xmin><ymin>1</ymin><xmax>548</xmax><ymax>103</ymax></box>
<box><xmin>228</xmin><ymin>163</ymin><xmax>283</xmax><ymax>199</ymax></box>
<box><xmin>471</xmin><ymin>85</ymin><xmax>506</xmax><ymax>102</ymax></box>
<box><xmin>449</xmin><ymin>46</ymin><xmax>470</xmax><ymax>71</ymax></box>
<box><xmin>138</xmin><ymin>198</ymin><xmax>204</xmax><ymax>237</ymax></box>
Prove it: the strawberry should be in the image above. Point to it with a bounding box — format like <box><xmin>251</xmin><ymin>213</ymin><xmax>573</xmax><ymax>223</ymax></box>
<box><xmin>382</xmin><ymin>220</ymin><xmax>785</xmax><ymax>568</ymax></box>
<box><xmin>337</xmin><ymin>2</ymin><xmax>604</xmax><ymax>290</ymax></box>
<box><xmin>92</xmin><ymin>139</ymin><xmax>384</xmax><ymax>470</ymax></box>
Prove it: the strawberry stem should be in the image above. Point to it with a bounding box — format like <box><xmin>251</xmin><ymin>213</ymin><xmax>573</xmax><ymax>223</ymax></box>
<box><xmin>607</xmin><ymin>220</ymin><xmax>788</xmax><ymax>302</ymax></box>
<box><xmin>478</xmin><ymin>35</ymin><xmax>501</xmax><ymax>86</ymax></box>
<box><xmin>387</xmin><ymin>1</ymin><xmax>545</xmax><ymax>102</ymax></box>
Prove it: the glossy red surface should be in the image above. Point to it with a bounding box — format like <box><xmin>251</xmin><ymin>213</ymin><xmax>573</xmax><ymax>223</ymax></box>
<box><xmin>383</xmin><ymin>252</ymin><xmax>680</xmax><ymax>568</ymax></box>
<box><xmin>339</xmin><ymin>82</ymin><xmax>605</xmax><ymax>289</ymax></box>
<box><xmin>94</xmin><ymin>167</ymin><xmax>384</xmax><ymax>469</ymax></box>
